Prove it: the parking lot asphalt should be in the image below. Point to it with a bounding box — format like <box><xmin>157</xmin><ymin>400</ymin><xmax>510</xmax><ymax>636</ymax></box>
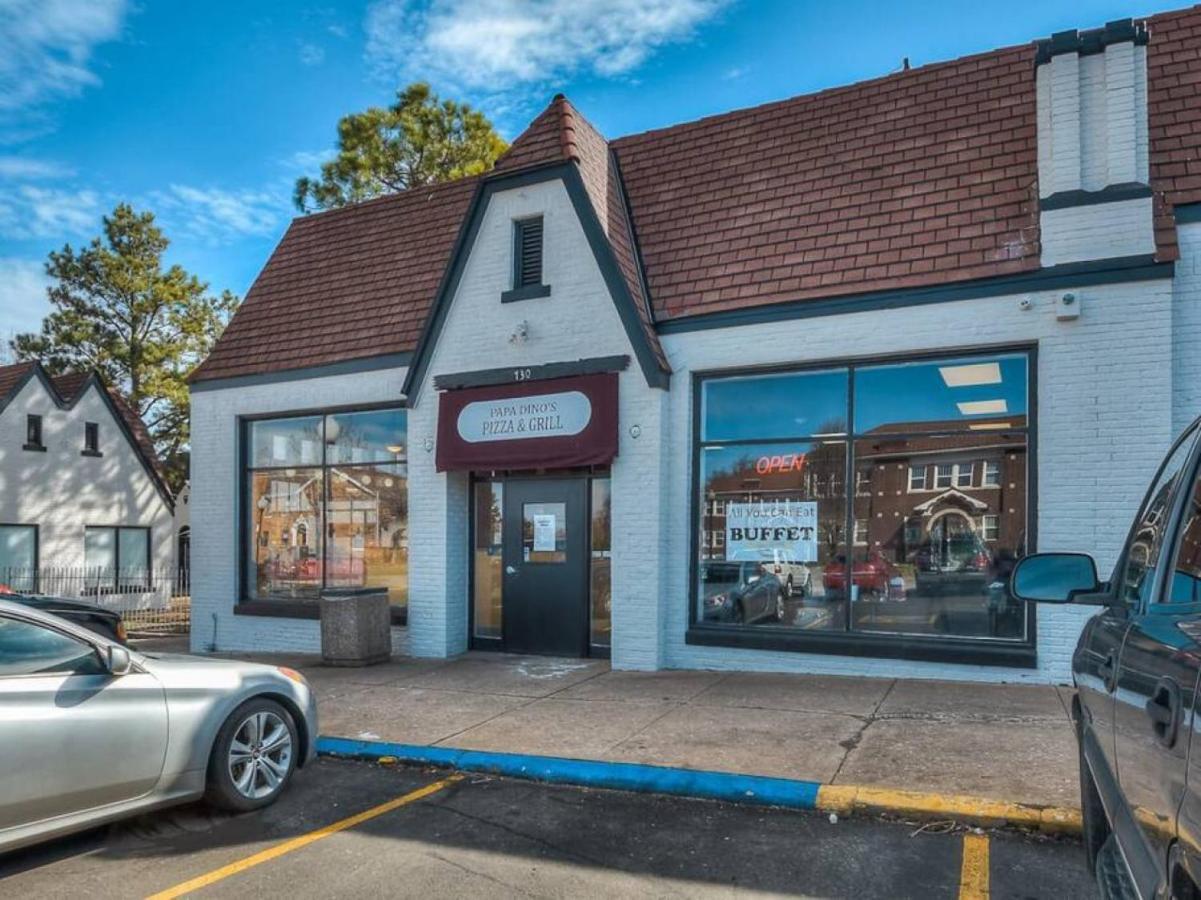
<box><xmin>0</xmin><ymin>758</ymin><xmax>1094</xmax><ymax>899</ymax></box>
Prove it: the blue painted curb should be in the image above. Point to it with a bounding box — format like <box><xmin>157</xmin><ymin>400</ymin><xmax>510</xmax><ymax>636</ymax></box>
<box><xmin>317</xmin><ymin>735</ymin><xmax>823</xmax><ymax>810</ymax></box>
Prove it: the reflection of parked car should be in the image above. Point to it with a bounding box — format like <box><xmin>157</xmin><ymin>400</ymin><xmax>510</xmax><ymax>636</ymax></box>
<box><xmin>823</xmin><ymin>552</ymin><xmax>905</xmax><ymax>600</ymax></box>
<box><xmin>700</xmin><ymin>561</ymin><xmax>784</xmax><ymax>624</ymax></box>
<box><xmin>915</xmin><ymin>531</ymin><xmax>991</xmax><ymax>597</ymax></box>
<box><xmin>730</xmin><ymin>548</ymin><xmax>811</xmax><ymax>597</ymax></box>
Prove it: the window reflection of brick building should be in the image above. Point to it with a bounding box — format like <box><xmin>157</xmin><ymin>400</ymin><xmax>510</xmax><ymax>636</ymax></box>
<box><xmin>852</xmin><ymin>417</ymin><xmax>1028</xmax><ymax>567</ymax></box>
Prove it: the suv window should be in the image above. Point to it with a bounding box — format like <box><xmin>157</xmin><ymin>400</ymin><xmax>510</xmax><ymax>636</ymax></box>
<box><xmin>0</xmin><ymin>615</ymin><xmax>105</xmax><ymax>677</ymax></box>
<box><xmin>1169</xmin><ymin>458</ymin><xmax>1201</xmax><ymax>604</ymax></box>
<box><xmin>1117</xmin><ymin>428</ymin><xmax>1201</xmax><ymax>607</ymax></box>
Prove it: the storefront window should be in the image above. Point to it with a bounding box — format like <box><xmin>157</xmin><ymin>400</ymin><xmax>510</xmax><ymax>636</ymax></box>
<box><xmin>473</xmin><ymin>481</ymin><xmax>503</xmax><ymax>639</ymax></box>
<box><xmin>245</xmin><ymin>408</ymin><xmax>407</xmax><ymax>610</ymax></box>
<box><xmin>694</xmin><ymin>352</ymin><xmax>1031</xmax><ymax>648</ymax></box>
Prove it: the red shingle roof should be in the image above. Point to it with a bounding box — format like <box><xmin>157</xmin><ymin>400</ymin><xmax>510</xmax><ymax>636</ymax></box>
<box><xmin>1149</xmin><ymin>5</ymin><xmax>1201</xmax><ymax>261</ymax></box>
<box><xmin>194</xmin><ymin>5</ymin><xmax>1201</xmax><ymax>384</ymax></box>
<box><xmin>192</xmin><ymin>176</ymin><xmax>479</xmax><ymax>382</ymax></box>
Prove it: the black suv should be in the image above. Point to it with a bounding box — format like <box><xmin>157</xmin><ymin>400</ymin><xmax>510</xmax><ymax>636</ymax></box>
<box><xmin>1012</xmin><ymin>419</ymin><xmax>1201</xmax><ymax>899</ymax></box>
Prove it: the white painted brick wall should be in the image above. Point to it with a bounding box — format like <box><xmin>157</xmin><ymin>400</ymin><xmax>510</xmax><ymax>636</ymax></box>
<box><xmin>662</xmin><ymin>278</ymin><xmax>1175</xmax><ymax>684</ymax></box>
<box><xmin>410</xmin><ymin>177</ymin><xmax>669</xmax><ymax>668</ymax></box>
<box><xmin>191</xmin><ymin>179</ymin><xmax>1188</xmax><ymax>687</ymax></box>
<box><xmin>1174</xmin><ymin>222</ymin><xmax>1201</xmax><ymax>432</ymax></box>
<box><xmin>1040</xmin><ymin>198</ymin><xmax>1155</xmax><ymax>266</ymax></box>
<box><xmin>189</xmin><ymin>368</ymin><xmax>410</xmax><ymax>656</ymax></box>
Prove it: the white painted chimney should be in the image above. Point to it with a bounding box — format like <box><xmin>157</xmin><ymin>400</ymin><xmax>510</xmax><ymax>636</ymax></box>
<box><xmin>1035</xmin><ymin>19</ymin><xmax>1154</xmax><ymax>266</ymax></box>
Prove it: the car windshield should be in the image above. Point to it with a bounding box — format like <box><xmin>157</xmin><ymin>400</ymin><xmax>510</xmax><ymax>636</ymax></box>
<box><xmin>702</xmin><ymin>563</ymin><xmax>743</xmax><ymax>586</ymax></box>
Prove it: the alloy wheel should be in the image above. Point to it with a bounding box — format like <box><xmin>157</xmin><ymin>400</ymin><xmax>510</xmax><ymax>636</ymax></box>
<box><xmin>227</xmin><ymin>710</ymin><xmax>293</xmax><ymax>800</ymax></box>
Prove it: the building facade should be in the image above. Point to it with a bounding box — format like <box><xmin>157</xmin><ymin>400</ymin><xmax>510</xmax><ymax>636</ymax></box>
<box><xmin>0</xmin><ymin>362</ymin><xmax>175</xmax><ymax>591</ymax></box>
<box><xmin>191</xmin><ymin>9</ymin><xmax>1201</xmax><ymax>683</ymax></box>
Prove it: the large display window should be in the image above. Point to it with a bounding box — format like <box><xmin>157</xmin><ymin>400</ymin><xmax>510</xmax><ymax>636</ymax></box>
<box><xmin>243</xmin><ymin>406</ymin><xmax>408</xmax><ymax>615</ymax></box>
<box><xmin>691</xmin><ymin>349</ymin><xmax>1033</xmax><ymax>665</ymax></box>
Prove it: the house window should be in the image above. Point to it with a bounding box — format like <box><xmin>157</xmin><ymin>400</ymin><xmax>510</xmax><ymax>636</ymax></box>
<box><xmin>0</xmin><ymin>525</ymin><xmax>37</xmax><ymax>591</ymax></box>
<box><xmin>982</xmin><ymin>515</ymin><xmax>1000</xmax><ymax>541</ymax></box>
<box><xmin>908</xmin><ymin>466</ymin><xmax>928</xmax><ymax>491</ymax></box>
<box><xmin>244</xmin><ymin>407</ymin><xmax>408</xmax><ymax>613</ymax></box>
<box><xmin>693</xmin><ymin>349</ymin><xmax>1032</xmax><ymax>657</ymax></box>
<box><xmin>85</xmin><ymin>526</ymin><xmax>150</xmax><ymax>591</ymax></box>
<box><xmin>982</xmin><ymin>460</ymin><xmax>1000</xmax><ymax>487</ymax></box>
<box><xmin>24</xmin><ymin>414</ymin><xmax>43</xmax><ymax>450</ymax></box>
<box><xmin>83</xmin><ymin>422</ymin><xmax>100</xmax><ymax>455</ymax></box>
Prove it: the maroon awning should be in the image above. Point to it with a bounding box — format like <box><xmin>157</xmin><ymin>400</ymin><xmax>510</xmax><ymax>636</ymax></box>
<box><xmin>436</xmin><ymin>372</ymin><xmax>618</xmax><ymax>472</ymax></box>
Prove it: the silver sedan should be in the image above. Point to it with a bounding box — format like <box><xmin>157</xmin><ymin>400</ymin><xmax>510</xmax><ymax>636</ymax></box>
<box><xmin>0</xmin><ymin>597</ymin><xmax>318</xmax><ymax>854</ymax></box>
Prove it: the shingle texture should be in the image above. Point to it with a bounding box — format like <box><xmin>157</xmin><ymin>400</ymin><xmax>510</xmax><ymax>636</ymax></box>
<box><xmin>1149</xmin><ymin>5</ymin><xmax>1201</xmax><ymax>261</ymax></box>
<box><xmin>192</xmin><ymin>176</ymin><xmax>479</xmax><ymax>382</ymax></box>
<box><xmin>194</xmin><ymin>6</ymin><xmax>1201</xmax><ymax>383</ymax></box>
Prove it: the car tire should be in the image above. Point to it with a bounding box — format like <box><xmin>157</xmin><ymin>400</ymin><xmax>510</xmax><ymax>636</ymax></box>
<box><xmin>206</xmin><ymin>697</ymin><xmax>299</xmax><ymax>812</ymax></box>
<box><xmin>1079</xmin><ymin>733</ymin><xmax>1110</xmax><ymax>875</ymax></box>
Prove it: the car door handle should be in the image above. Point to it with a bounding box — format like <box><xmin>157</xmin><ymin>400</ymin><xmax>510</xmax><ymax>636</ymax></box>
<box><xmin>1098</xmin><ymin>652</ymin><xmax>1117</xmax><ymax>691</ymax></box>
<box><xmin>1145</xmin><ymin>679</ymin><xmax>1181</xmax><ymax>749</ymax></box>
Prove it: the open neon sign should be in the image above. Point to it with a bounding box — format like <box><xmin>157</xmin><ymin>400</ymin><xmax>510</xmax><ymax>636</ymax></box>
<box><xmin>754</xmin><ymin>452</ymin><xmax>808</xmax><ymax>475</ymax></box>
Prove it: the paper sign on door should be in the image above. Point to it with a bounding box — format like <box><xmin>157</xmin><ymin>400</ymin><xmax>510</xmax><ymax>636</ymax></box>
<box><xmin>532</xmin><ymin>514</ymin><xmax>557</xmax><ymax>552</ymax></box>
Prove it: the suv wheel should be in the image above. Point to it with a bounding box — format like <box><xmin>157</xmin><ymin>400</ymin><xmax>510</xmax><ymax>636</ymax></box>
<box><xmin>784</xmin><ymin>576</ymin><xmax>794</xmax><ymax>599</ymax></box>
<box><xmin>206</xmin><ymin>697</ymin><xmax>298</xmax><ymax>812</ymax></box>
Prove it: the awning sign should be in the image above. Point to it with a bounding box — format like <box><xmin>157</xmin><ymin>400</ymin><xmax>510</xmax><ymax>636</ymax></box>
<box><xmin>456</xmin><ymin>391</ymin><xmax>592</xmax><ymax>443</ymax></box>
<box><xmin>726</xmin><ymin>501</ymin><xmax>818</xmax><ymax>563</ymax></box>
<box><xmin>436</xmin><ymin>372</ymin><xmax>618</xmax><ymax>472</ymax></box>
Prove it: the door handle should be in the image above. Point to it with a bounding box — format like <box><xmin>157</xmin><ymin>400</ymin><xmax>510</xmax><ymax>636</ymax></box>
<box><xmin>505</xmin><ymin>565</ymin><xmax>517</xmax><ymax>576</ymax></box>
<box><xmin>1145</xmin><ymin>678</ymin><xmax>1181</xmax><ymax>748</ymax></box>
<box><xmin>1098</xmin><ymin>652</ymin><xmax>1117</xmax><ymax>691</ymax></box>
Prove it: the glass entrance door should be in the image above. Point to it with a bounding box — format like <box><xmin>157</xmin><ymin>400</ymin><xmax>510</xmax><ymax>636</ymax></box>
<box><xmin>500</xmin><ymin>478</ymin><xmax>589</xmax><ymax>656</ymax></box>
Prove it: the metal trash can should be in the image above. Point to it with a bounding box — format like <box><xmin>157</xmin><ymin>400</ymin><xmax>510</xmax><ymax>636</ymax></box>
<box><xmin>319</xmin><ymin>587</ymin><xmax>391</xmax><ymax>666</ymax></box>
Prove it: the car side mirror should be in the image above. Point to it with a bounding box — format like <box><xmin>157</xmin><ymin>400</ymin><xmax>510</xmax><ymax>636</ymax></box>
<box><xmin>1011</xmin><ymin>553</ymin><xmax>1103</xmax><ymax>604</ymax></box>
<box><xmin>107</xmin><ymin>645</ymin><xmax>133</xmax><ymax>676</ymax></box>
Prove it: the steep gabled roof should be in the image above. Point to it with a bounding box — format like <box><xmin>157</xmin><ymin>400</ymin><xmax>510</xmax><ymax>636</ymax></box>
<box><xmin>493</xmin><ymin>95</ymin><xmax>667</xmax><ymax>373</ymax></box>
<box><xmin>0</xmin><ymin>362</ymin><xmax>173</xmax><ymax>506</ymax></box>
<box><xmin>193</xmin><ymin>5</ymin><xmax>1201</xmax><ymax>385</ymax></box>
<box><xmin>191</xmin><ymin>175</ymin><xmax>479</xmax><ymax>383</ymax></box>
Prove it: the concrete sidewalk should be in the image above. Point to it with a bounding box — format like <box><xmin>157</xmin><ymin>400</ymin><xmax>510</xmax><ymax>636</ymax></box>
<box><xmin>147</xmin><ymin>639</ymin><xmax>1078</xmax><ymax>812</ymax></box>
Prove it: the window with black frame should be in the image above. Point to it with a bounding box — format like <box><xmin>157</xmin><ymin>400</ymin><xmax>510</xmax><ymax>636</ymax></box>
<box><xmin>245</xmin><ymin>408</ymin><xmax>408</xmax><ymax>612</ymax></box>
<box><xmin>694</xmin><ymin>351</ymin><xmax>1031</xmax><ymax>647</ymax></box>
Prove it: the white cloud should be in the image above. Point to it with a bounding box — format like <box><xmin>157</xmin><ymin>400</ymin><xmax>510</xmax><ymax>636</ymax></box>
<box><xmin>0</xmin><ymin>0</ymin><xmax>128</xmax><ymax>123</ymax></box>
<box><xmin>0</xmin><ymin>258</ymin><xmax>51</xmax><ymax>336</ymax></box>
<box><xmin>0</xmin><ymin>184</ymin><xmax>101</xmax><ymax>239</ymax></box>
<box><xmin>365</xmin><ymin>0</ymin><xmax>728</xmax><ymax>91</ymax></box>
<box><xmin>722</xmin><ymin>64</ymin><xmax>749</xmax><ymax>80</ymax></box>
<box><xmin>0</xmin><ymin>156</ymin><xmax>74</xmax><ymax>179</ymax></box>
<box><xmin>298</xmin><ymin>41</ymin><xmax>325</xmax><ymax>66</ymax></box>
<box><xmin>152</xmin><ymin>184</ymin><xmax>288</xmax><ymax>244</ymax></box>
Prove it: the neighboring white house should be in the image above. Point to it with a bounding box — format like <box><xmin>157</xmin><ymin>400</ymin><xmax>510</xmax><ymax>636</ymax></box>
<box><xmin>189</xmin><ymin>9</ymin><xmax>1201</xmax><ymax>684</ymax></box>
<box><xmin>0</xmin><ymin>361</ymin><xmax>175</xmax><ymax>595</ymax></box>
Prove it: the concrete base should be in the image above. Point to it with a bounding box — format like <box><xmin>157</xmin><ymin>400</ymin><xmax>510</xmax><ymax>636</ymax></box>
<box><xmin>319</xmin><ymin>588</ymin><xmax>391</xmax><ymax>667</ymax></box>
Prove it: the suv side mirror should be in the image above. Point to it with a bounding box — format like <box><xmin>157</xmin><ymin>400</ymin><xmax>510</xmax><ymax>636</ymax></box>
<box><xmin>106</xmin><ymin>645</ymin><xmax>133</xmax><ymax>676</ymax></box>
<box><xmin>1011</xmin><ymin>553</ymin><xmax>1103</xmax><ymax>604</ymax></box>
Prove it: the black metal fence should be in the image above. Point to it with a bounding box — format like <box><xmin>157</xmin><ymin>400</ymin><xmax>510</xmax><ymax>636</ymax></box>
<box><xmin>1</xmin><ymin>567</ymin><xmax>191</xmax><ymax>635</ymax></box>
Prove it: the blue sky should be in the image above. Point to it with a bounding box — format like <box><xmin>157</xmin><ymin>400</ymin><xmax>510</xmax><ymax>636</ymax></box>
<box><xmin>0</xmin><ymin>0</ymin><xmax>1186</xmax><ymax>340</ymax></box>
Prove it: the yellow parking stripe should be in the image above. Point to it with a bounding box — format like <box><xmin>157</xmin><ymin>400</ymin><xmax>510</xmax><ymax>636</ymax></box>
<box><xmin>145</xmin><ymin>774</ymin><xmax>463</xmax><ymax>900</ymax></box>
<box><xmin>958</xmin><ymin>833</ymin><xmax>990</xmax><ymax>899</ymax></box>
